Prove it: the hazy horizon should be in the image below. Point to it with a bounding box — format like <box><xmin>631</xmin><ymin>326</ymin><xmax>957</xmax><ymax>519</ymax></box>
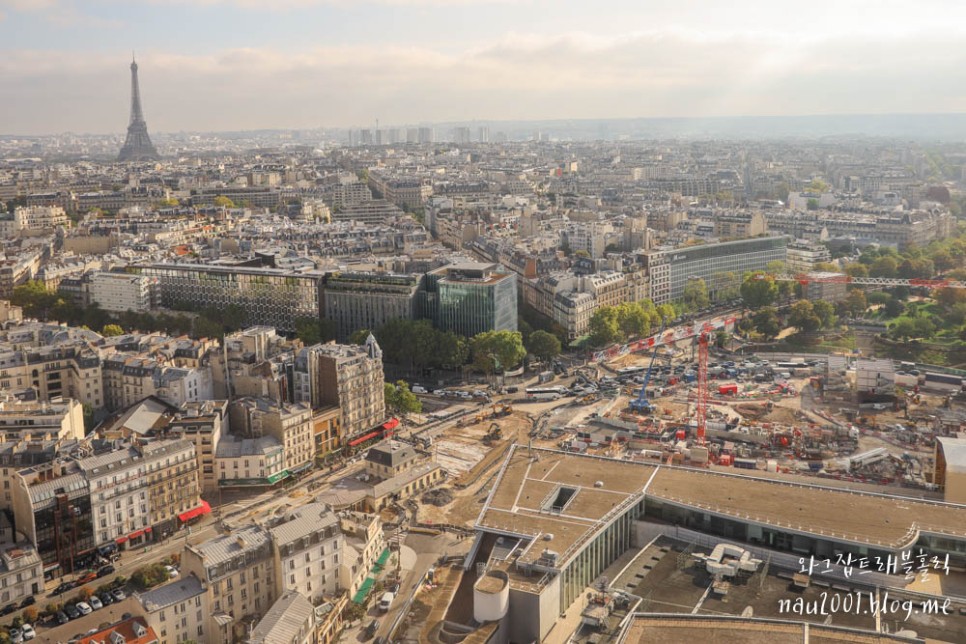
<box><xmin>2</xmin><ymin>0</ymin><xmax>965</xmax><ymax>135</ymax></box>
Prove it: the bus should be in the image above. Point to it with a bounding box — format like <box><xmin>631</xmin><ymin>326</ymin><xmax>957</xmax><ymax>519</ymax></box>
<box><xmin>525</xmin><ymin>387</ymin><xmax>567</xmax><ymax>401</ymax></box>
<box><xmin>616</xmin><ymin>366</ymin><xmax>646</xmax><ymax>376</ymax></box>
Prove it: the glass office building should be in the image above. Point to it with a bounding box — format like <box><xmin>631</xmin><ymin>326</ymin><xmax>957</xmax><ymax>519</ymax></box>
<box><xmin>423</xmin><ymin>262</ymin><xmax>517</xmax><ymax>337</ymax></box>
<box><xmin>138</xmin><ymin>264</ymin><xmax>323</xmax><ymax>334</ymax></box>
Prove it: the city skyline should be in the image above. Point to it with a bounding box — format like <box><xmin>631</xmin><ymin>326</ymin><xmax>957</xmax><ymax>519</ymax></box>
<box><xmin>1</xmin><ymin>0</ymin><xmax>965</xmax><ymax>135</ymax></box>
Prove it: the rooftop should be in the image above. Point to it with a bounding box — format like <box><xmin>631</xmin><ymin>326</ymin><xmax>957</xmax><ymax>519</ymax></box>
<box><xmin>268</xmin><ymin>502</ymin><xmax>338</xmax><ymax>547</ymax></box>
<box><xmin>249</xmin><ymin>590</ymin><xmax>316</xmax><ymax>644</ymax></box>
<box><xmin>937</xmin><ymin>436</ymin><xmax>966</xmax><ymax>475</ymax></box>
<box><xmin>138</xmin><ymin>573</ymin><xmax>205</xmax><ymax>611</ymax></box>
<box><xmin>189</xmin><ymin>524</ymin><xmax>271</xmax><ymax>567</ymax></box>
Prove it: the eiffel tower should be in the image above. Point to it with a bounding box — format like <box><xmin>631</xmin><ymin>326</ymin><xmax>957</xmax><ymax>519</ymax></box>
<box><xmin>117</xmin><ymin>56</ymin><xmax>159</xmax><ymax>162</ymax></box>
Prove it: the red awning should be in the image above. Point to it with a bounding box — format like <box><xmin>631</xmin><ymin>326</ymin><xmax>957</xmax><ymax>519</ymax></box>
<box><xmin>129</xmin><ymin>529</ymin><xmax>145</xmax><ymax>540</ymax></box>
<box><xmin>382</xmin><ymin>418</ymin><xmax>399</xmax><ymax>431</ymax></box>
<box><xmin>115</xmin><ymin>536</ymin><xmax>128</xmax><ymax>544</ymax></box>
<box><xmin>144</xmin><ymin>526</ymin><xmax>153</xmax><ymax>532</ymax></box>
<box><xmin>178</xmin><ymin>500</ymin><xmax>212</xmax><ymax>523</ymax></box>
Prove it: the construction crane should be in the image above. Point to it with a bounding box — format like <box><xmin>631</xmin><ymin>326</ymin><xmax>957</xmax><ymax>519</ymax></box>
<box><xmin>695</xmin><ymin>332</ymin><xmax>709</xmax><ymax>446</ymax></box>
<box><xmin>629</xmin><ymin>321</ymin><xmax>666</xmax><ymax>414</ymax></box>
<box><xmin>764</xmin><ymin>273</ymin><xmax>966</xmax><ymax>289</ymax></box>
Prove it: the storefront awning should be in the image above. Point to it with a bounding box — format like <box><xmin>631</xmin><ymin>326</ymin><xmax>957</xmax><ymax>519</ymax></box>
<box><xmin>178</xmin><ymin>500</ymin><xmax>212</xmax><ymax>523</ymax></box>
<box><xmin>266</xmin><ymin>470</ymin><xmax>291</xmax><ymax>484</ymax></box>
<box><xmin>372</xmin><ymin>547</ymin><xmax>392</xmax><ymax>572</ymax></box>
<box><xmin>383</xmin><ymin>418</ymin><xmax>399</xmax><ymax>432</ymax></box>
<box><xmin>352</xmin><ymin>576</ymin><xmax>376</xmax><ymax>604</ymax></box>
<box><xmin>129</xmin><ymin>529</ymin><xmax>145</xmax><ymax>540</ymax></box>
<box><xmin>115</xmin><ymin>536</ymin><xmax>128</xmax><ymax>545</ymax></box>
<box><xmin>289</xmin><ymin>462</ymin><xmax>313</xmax><ymax>475</ymax></box>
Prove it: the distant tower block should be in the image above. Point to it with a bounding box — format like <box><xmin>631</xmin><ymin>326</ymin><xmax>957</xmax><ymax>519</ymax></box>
<box><xmin>118</xmin><ymin>56</ymin><xmax>160</xmax><ymax>162</ymax></box>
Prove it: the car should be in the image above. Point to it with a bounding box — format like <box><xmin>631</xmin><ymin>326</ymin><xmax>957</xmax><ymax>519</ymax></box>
<box><xmin>378</xmin><ymin>591</ymin><xmax>395</xmax><ymax>612</ymax></box>
<box><xmin>364</xmin><ymin>619</ymin><xmax>380</xmax><ymax>639</ymax></box>
<box><xmin>19</xmin><ymin>596</ymin><xmax>35</xmax><ymax>608</ymax></box>
<box><xmin>98</xmin><ymin>593</ymin><xmax>114</xmax><ymax>606</ymax></box>
<box><xmin>165</xmin><ymin>565</ymin><xmax>179</xmax><ymax>579</ymax></box>
<box><xmin>121</xmin><ymin>612</ymin><xmax>133</xmax><ymax>621</ymax></box>
<box><xmin>77</xmin><ymin>572</ymin><xmax>98</xmax><ymax>584</ymax></box>
<box><xmin>63</xmin><ymin>604</ymin><xmax>81</xmax><ymax>620</ymax></box>
<box><xmin>88</xmin><ymin>596</ymin><xmax>103</xmax><ymax>610</ymax></box>
<box><xmin>75</xmin><ymin>602</ymin><xmax>93</xmax><ymax>615</ymax></box>
<box><xmin>96</xmin><ymin>564</ymin><xmax>115</xmax><ymax>578</ymax></box>
<box><xmin>0</xmin><ymin>603</ymin><xmax>16</xmax><ymax>615</ymax></box>
<box><xmin>111</xmin><ymin>588</ymin><xmax>127</xmax><ymax>601</ymax></box>
<box><xmin>55</xmin><ymin>611</ymin><xmax>70</xmax><ymax>625</ymax></box>
<box><xmin>21</xmin><ymin>624</ymin><xmax>35</xmax><ymax>641</ymax></box>
<box><xmin>51</xmin><ymin>581</ymin><xmax>75</xmax><ymax>596</ymax></box>
<box><xmin>9</xmin><ymin>627</ymin><xmax>23</xmax><ymax>643</ymax></box>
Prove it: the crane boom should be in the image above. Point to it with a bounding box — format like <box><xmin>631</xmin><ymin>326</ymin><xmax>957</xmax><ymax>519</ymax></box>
<box><xmin>768</xmin><ymin>273</ymin><xmax>966</xmax><ymax>289</ymax></box>
<box><xmin>629</xmin><ymin>321</ymin><xmax>666</xmax><ymax>413</ymax></box>
<box><xmin>696</xmin><ymin>332</ymin><xmax>709</xmax><ymax>446</ymax></box>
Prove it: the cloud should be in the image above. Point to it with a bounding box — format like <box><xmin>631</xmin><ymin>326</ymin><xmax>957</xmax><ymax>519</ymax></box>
<box><xmin>2</xmin><ymin>29</ymin><xmax>965</xmax><ymax>134</ymax></box>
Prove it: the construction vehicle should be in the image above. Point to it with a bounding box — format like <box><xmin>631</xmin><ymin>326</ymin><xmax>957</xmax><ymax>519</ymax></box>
<box><xmin>629</xmin><ymin>322</ymin><xmax>666</xmax><ymax>414</ymax></box>
<box><xmin>482</xmin><ymin>423</ymin><xmax>502</xmax><ymax>445</ymax></box>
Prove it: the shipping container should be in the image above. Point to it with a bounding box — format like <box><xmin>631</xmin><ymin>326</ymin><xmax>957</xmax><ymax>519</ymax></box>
<box><xmin>733</xmin><ymin>458</ymin><xmax>757</xmax><ymax>470</ymax></box>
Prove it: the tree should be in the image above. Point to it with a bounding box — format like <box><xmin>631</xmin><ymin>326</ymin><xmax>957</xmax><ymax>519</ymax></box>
<box><xmin>883</xmin><ymin>297</ymin><xmax>905</xmax><ymax>318</ymax></box>
<box><xmin>213</xmin><ymin>195</ymin><xmax>235</xmax><ymax>208</ymax></box>
<box><xmin>348</xmin><ymin>328</ymin><xmax>371</xmax><ymax>345</ymax></box>
<box><xmin>682</xmin><ymin>278</ymin><xmax>710</xmax><ymax>312</ymax></box>
<box><xmin>101</xmin><ymin>324</ymin><xmax>124</xmax><ymax>337</ymax></box>
<box><xmin>740</xmin><ymin>273</ymin><xmax>778</xmax><ymax>309</ymax></box>
<box><xmin>715</xmin><ymin>330</ymin><xmax>731</xmax><ymax>349</ymax></box>
<box><xmin>22</xmin><ymin>607</ymin><xmax>37</xmax><ymax>623</ymax></box>
<box><xmin>844</xmin><ymin>263</ymin><xmax>869</xmax><ymax>278</ymax></box>
<box><xmin>808</xmin><ymin>178</ymin><xmax>829</xmax><ymax>193</ymax></box>
<box><xmin>470</xmin><ymin>330</ymin><xmax>526</xmax><ymax>375</ymax></box>
<box><xmin>806</xmin><ymin>198</ymin><xmax>820</xmax><ymax>210</ymax></box>
<box><xmin>385</xmin><ymin>381</ymin><xmax>422</xmax><ymax>415</ymax></box>
<box><xmin>752</xmin><ymin>307</ymin><xmax>782</xmax><ymax>339</ymax></box>
<box><xmin>936</xmin><ymin>287</ymin><xmax>966</xmax><ymax>310</ymax></box>
<box><xmin>192</xmin><ymin>316</ymin><xmax>223</xmax><ymax>340</ymax></box>
<box><xmin>842</xmin><ymin>289</ymin><xmax>868</xmax><ymax>317</ymax></box>
<box><xmin>294</xmin><ymin>317</ymin><xmax>324</xmax><ymax>345</ymax></box>
<box><xmin>11</xmin><ymin>280</ymin><xmax>61</xmax><ymax>321</ymax></box>
<box><xmin>588</xmin><ymin>307</ymin><xmax>622</xmax><ymax>347</ymax></box>
<box><xmin>434</xmin><ymin>331</ymin><xmax>469</xmax><ymax>369</ymax></box>
<box><xmin>527</xmin><ymin>330</ymin><xmax>561</xmax><ymax>362</ymax></box>
<box><xmin>788</xmin><ymin>300</ymin><xmax>821</xmax><ymax>333</ymax></box>
<box><xmin>813</xmin><ymin>300</ymin><xmax>837</xmax><ymax>329</ymax></box>
<box><xmin>869</xmin><ymin>256</ymin><xmax>899</xmax><ymax>278</ymax></box>
<box><xmin>890</xmin><ymin>318</ymin><xmax>917</xmax><ymax>340</ymax></box>
<box><xmin>615</xmin><ymin>302</ymin><xmax>653</xmax><ymax>338</ymax></box>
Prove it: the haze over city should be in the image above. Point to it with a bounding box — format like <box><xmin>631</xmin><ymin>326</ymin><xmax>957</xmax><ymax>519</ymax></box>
<box><xmin>2</xmin><ymin>0</ymin><xmax>966</xmax><ymax>134</ymax></box>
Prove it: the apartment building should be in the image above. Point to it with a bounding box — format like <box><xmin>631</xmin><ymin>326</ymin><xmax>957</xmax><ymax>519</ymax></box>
<box><xmin>248</xmin><ymin>590</ymin><xmax>317</xmax><ymax>644</ymax></box>
<box><xmin>87</xmin><ymin>271</ymin><xmax>156</xmax><ymax>313</ymax></box>
<box><xmin>268</xmin><ymin>503</ymin><xmax>343</xmax><ymax>604</ymax></box>
<box><xmin>141</xmin><ymin>440</ymin><xmax>202</xmax><ymax>540</ymax></box>
<box><xmin>12</xmin><ymin>468</ymin><xmax>93</xmax><ymax>574</ymax></box>
<box><xmin>138</xmin><ymin>574</ymin><xmax>209</xmax><ymax>644</ymax></box>
<box><xmin>181</xmin><ymin>525</ymin><xmax>277</xmax><ymax>644</ymax></box>
<box><xmin>167</xmin><ymin>399</ymin><xmax>228</xmax><ymax>495</ymax></box>
<box><xmin>293</xmin><ymin>341</ymin><xmax>385</xmax><ymax>440</ymax></box>
<box><xmin>311</xmin><ymin>406</ymin><xmax>341</xmax><ymax>460</ymax></box>
<box><xmin>215</xmin><ymin>434</ymin><xmax>287</xmax><ymax>488</ymax></box>
<box><xmin>0</xmin><ymin>544</ymin><xmax>43</xmax><ymax>606</ymax></box>
<box><xmin>786</xmin><ymin>239</ymin><xmax>833</xmax><ymax>273</ymax></box>
<box><xmin>337</xmin><ymin>511</ymin><xmax>385</xmax><ymax>599</ymax></box>
<box><xmin>331</xmin><ymin>199</ymin><xmax>404</xmax><ymax>225</ymax></box>
<box><xmin>229</xmin><ymin>398</ymin><xmax>315</xmax><ymax>475</ymax></box>
<box><xmin>361</xmin><ymin>441</ymin><xmax>446</xmax><ymax>512</ymax></box>
<box><xmin>0</xmin><ymin>397</ymin><xmax>85</xmax><ymax>441</ymax></box>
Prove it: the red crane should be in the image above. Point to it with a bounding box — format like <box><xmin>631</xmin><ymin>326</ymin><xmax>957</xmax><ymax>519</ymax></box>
<box><xmin>696</xmin><ymin>332</ymin><xmax>709</xmax><ymax>446</ymax></box>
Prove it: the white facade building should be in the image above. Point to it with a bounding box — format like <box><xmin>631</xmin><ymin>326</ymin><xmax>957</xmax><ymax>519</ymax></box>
<box><xmin>87</xmin><ymin>272</ymin><xmax>156</xmax><ymax>313</ymax></box>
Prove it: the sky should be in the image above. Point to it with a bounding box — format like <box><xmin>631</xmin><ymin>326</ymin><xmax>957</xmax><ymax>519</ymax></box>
<box><xmin>1</xmin><ymin>0</ymin><xmax>965</xmax><ymax>135</ymax></box>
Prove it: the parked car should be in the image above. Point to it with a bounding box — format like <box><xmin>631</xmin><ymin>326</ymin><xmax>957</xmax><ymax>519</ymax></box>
<box><xmin>165</xmin><ymin>565</ymin><xmax>179</xmax><ymax>579</ymax></box>
<box><xmin>75</xmin><ymin>602</ymin><xmax>92</xmax><ymax>616</ymax></box>
<box><xmin>378</xmin><ymin>591</ymin><xmax>395</xmax><ymax>612</ymax></box>
<box><xmin>77</xmin><ymin>572</ymin><xmax>97</xmax><ymax>584</ymax></box>
<box><xmin>8</xmin><ymin>627</ymin><xmax>22</xmax><ymax>643</ymax></box>
<box><xmin>21</xmin><ymin>624</ymin><xmax>35</xmax><ymax>641</ymax></box>
<box><xmin>88</xmin><ymin>596</ymin><xmax>103</xmax><ymax>610</ymax></box>
<box><xmin>364</xmin><ymin>619</ymin><xmax>380</xmax><ymax>640</ymax></box>
<box><xmin>55</xmin><ymin>611</ymin><xmax>70</xmax><ymax>625</ymax></box>
<box><xmin>96</xmin><ymin>565</ymin><xmax>115</xmax><ymax>578</ymax></box>
<box><xmin>19</xmin><ymin>596</ymin><xmax>35</xmax><ymax>608</ymax></box>
<box><xmin>51</xmin><ymin>581</ymin><xmax>75</xmax><ymax>596</ymax></box>
<box><xmin>98</xmin><ymin>593</ymin><xmax>115</xmax><ymax>606</ymax></box>
<box><xmin>0</xmin><ymin>603</ymin><xmax>16</xmax><ymax>615</ymax></box>
<box><xmin>111</xmin><ymin>588</ymin><xmax>126</xmax><ymax>601</ymax></box>
<box><xmin>63</xmin><ymin>604</ymin><xmax>81</xmax><ymax>620</ymax></box>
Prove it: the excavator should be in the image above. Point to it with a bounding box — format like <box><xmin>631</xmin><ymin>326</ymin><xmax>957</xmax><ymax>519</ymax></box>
<box><xmin>629</xmin><ymin>321</ymin><xmax>666</xmax><ymax>414</ymax></box>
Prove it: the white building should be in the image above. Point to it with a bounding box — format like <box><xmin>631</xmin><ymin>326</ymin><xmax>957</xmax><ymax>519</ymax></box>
<box><xmin>87</xmin><ymin>272</ymin><xmax>156</xmax><ymax>313</ymax></box>
<box><xmin>0</xmin><ymin>397</ymin><xmax>85</xmax><ymax>441</ymax></box>
<box><xmin>249</xmin><ymin>590</ymin><xmax>317</xmax><ymax>644</ymax></box>
<box><xmin>269</xmin><ymin>503</ymin><xmax>344</xmax><ymax>604</ymax></box>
